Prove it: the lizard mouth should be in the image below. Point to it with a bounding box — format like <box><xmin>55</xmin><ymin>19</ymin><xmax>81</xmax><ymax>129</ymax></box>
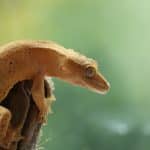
<box><xmin>84</xmin><ymin>73</ymin><xmax>110</xmax><ymax>94</ymax></box>
<box><xmin>88</xmin><ymin>79</ymin><xmax>110</xmax><ymax>94</ymax></box>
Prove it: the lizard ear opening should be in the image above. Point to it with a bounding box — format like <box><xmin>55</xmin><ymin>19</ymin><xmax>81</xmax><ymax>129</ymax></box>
<box><xmin>60</xmin><ymin>65</ymin><xmax>68</xmax><ymax>72</ymax></box>
<box><xmin>59</xmin><ymin>57</ymin><xmax>68</xmax><ymax>72</ymax></box>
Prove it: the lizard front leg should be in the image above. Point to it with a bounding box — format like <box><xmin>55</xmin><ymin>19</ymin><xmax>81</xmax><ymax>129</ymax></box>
<box><xmin>0</xmin><ymin>106</ymin><xmax>11</xmax><ymax>140</ymax></box>
<box><xmin>31</xmin><ymin>73</ymin><xmax>49</xmax><ymax>123</ymax></box>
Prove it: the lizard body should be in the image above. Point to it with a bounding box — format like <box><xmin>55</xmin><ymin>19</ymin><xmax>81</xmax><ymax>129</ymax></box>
<box><xmin>0</xmin><ymin>40</ymin><xmax>110</xmax><ymax>122</ymax></box>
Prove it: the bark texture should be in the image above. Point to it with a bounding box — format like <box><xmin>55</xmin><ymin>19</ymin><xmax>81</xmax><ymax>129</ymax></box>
<box><xmin>0</xmin><ymin>79</ymin><xmax>53</xmax><ymax>150</ymax></box>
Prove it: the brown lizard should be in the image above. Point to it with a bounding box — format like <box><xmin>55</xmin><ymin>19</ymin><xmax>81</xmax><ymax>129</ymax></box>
<box><xmin>0</xmin><ymin>40</ymin><xmax>110</xmax><ymax>123</ymax></box>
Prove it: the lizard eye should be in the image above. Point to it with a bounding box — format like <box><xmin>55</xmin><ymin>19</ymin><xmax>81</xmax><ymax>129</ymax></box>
<box><xmin>85</xmin><ymin>66</ymin><xmax>96</xmax><ymax>78</ymax></box>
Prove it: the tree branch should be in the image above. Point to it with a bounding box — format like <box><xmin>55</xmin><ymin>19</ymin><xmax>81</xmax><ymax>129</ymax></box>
<box><xmin>0</xmin><ymin>79</ymin><xmax>53</xmax><ymax>150</ymax></box>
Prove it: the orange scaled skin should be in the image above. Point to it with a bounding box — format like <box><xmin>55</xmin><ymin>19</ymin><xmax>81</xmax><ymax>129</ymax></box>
<box><xmin>0</xmin><ymin>40</ymin><xmax>110</xmax><ymax>124</ymax></box>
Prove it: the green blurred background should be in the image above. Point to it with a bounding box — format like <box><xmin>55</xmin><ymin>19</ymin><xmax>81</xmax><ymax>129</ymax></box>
<box><xmin>0</xmin><ymin>0</ymin><xmax>150</xmax><ymax>149</ymax></box>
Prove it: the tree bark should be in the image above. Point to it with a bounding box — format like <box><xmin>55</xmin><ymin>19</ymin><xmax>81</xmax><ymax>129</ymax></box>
<box><xmin>0</xmin><ymin>79</ymin><xmax>53</xmax><ymax>150</ymax></box>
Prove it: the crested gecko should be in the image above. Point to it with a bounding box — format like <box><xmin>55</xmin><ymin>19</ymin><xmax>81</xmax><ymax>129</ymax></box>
<box><xmin>0</xmin><ymin>40</ymin><xmax>110</xmax><ymax>123</ymax></box>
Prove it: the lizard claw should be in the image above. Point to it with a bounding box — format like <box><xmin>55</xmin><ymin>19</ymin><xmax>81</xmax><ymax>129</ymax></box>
<box><xmin>38</xmin><ymin>104</ymin><xmax>49</xmax><ymax>124</ymax></box>
<box><xmin>38</xmin><ymin>113</ymin><xmax>47</xmax><ymax>124</ymax></box>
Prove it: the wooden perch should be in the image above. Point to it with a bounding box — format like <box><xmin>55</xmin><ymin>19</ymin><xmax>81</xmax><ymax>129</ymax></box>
<box><xmin>0</xmin><ymin>79</ymin><xmax>54</xmax><ymax>150</ymax></box>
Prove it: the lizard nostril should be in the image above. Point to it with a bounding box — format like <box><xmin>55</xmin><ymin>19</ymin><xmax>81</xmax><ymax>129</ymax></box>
<box><xmin>106</xmin><ymin>81</ymin><xmax>110</xmax><ymax>88</ymax></box>
<box><xmin>99</xmin><ymin>80</ymin><xmax>110</xmax><ymax>92</ymax></box>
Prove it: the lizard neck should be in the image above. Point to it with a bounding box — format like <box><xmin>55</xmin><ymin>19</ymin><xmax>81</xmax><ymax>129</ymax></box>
<box><xmin>36</xmin><ymin>48</ymin><xmax>67</xmax><ymax>77</ymax></box>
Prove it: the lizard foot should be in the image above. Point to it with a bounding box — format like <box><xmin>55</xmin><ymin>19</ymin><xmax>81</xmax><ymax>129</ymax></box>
<box><xmin>0</xmin><ymin>106</ymin><xmax>11</xmax><ymax>140</ymax></box>
<box><xmin>38</xmin><ymin>101</ymin><xmax>49</xmax><ymax>124</ymax></box>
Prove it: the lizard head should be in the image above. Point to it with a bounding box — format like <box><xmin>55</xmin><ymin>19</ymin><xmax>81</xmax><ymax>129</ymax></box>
<box><xmin>58</xmin><ymin>50</ymin><xmax>110</xmax><ymax>94</ymax></box>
